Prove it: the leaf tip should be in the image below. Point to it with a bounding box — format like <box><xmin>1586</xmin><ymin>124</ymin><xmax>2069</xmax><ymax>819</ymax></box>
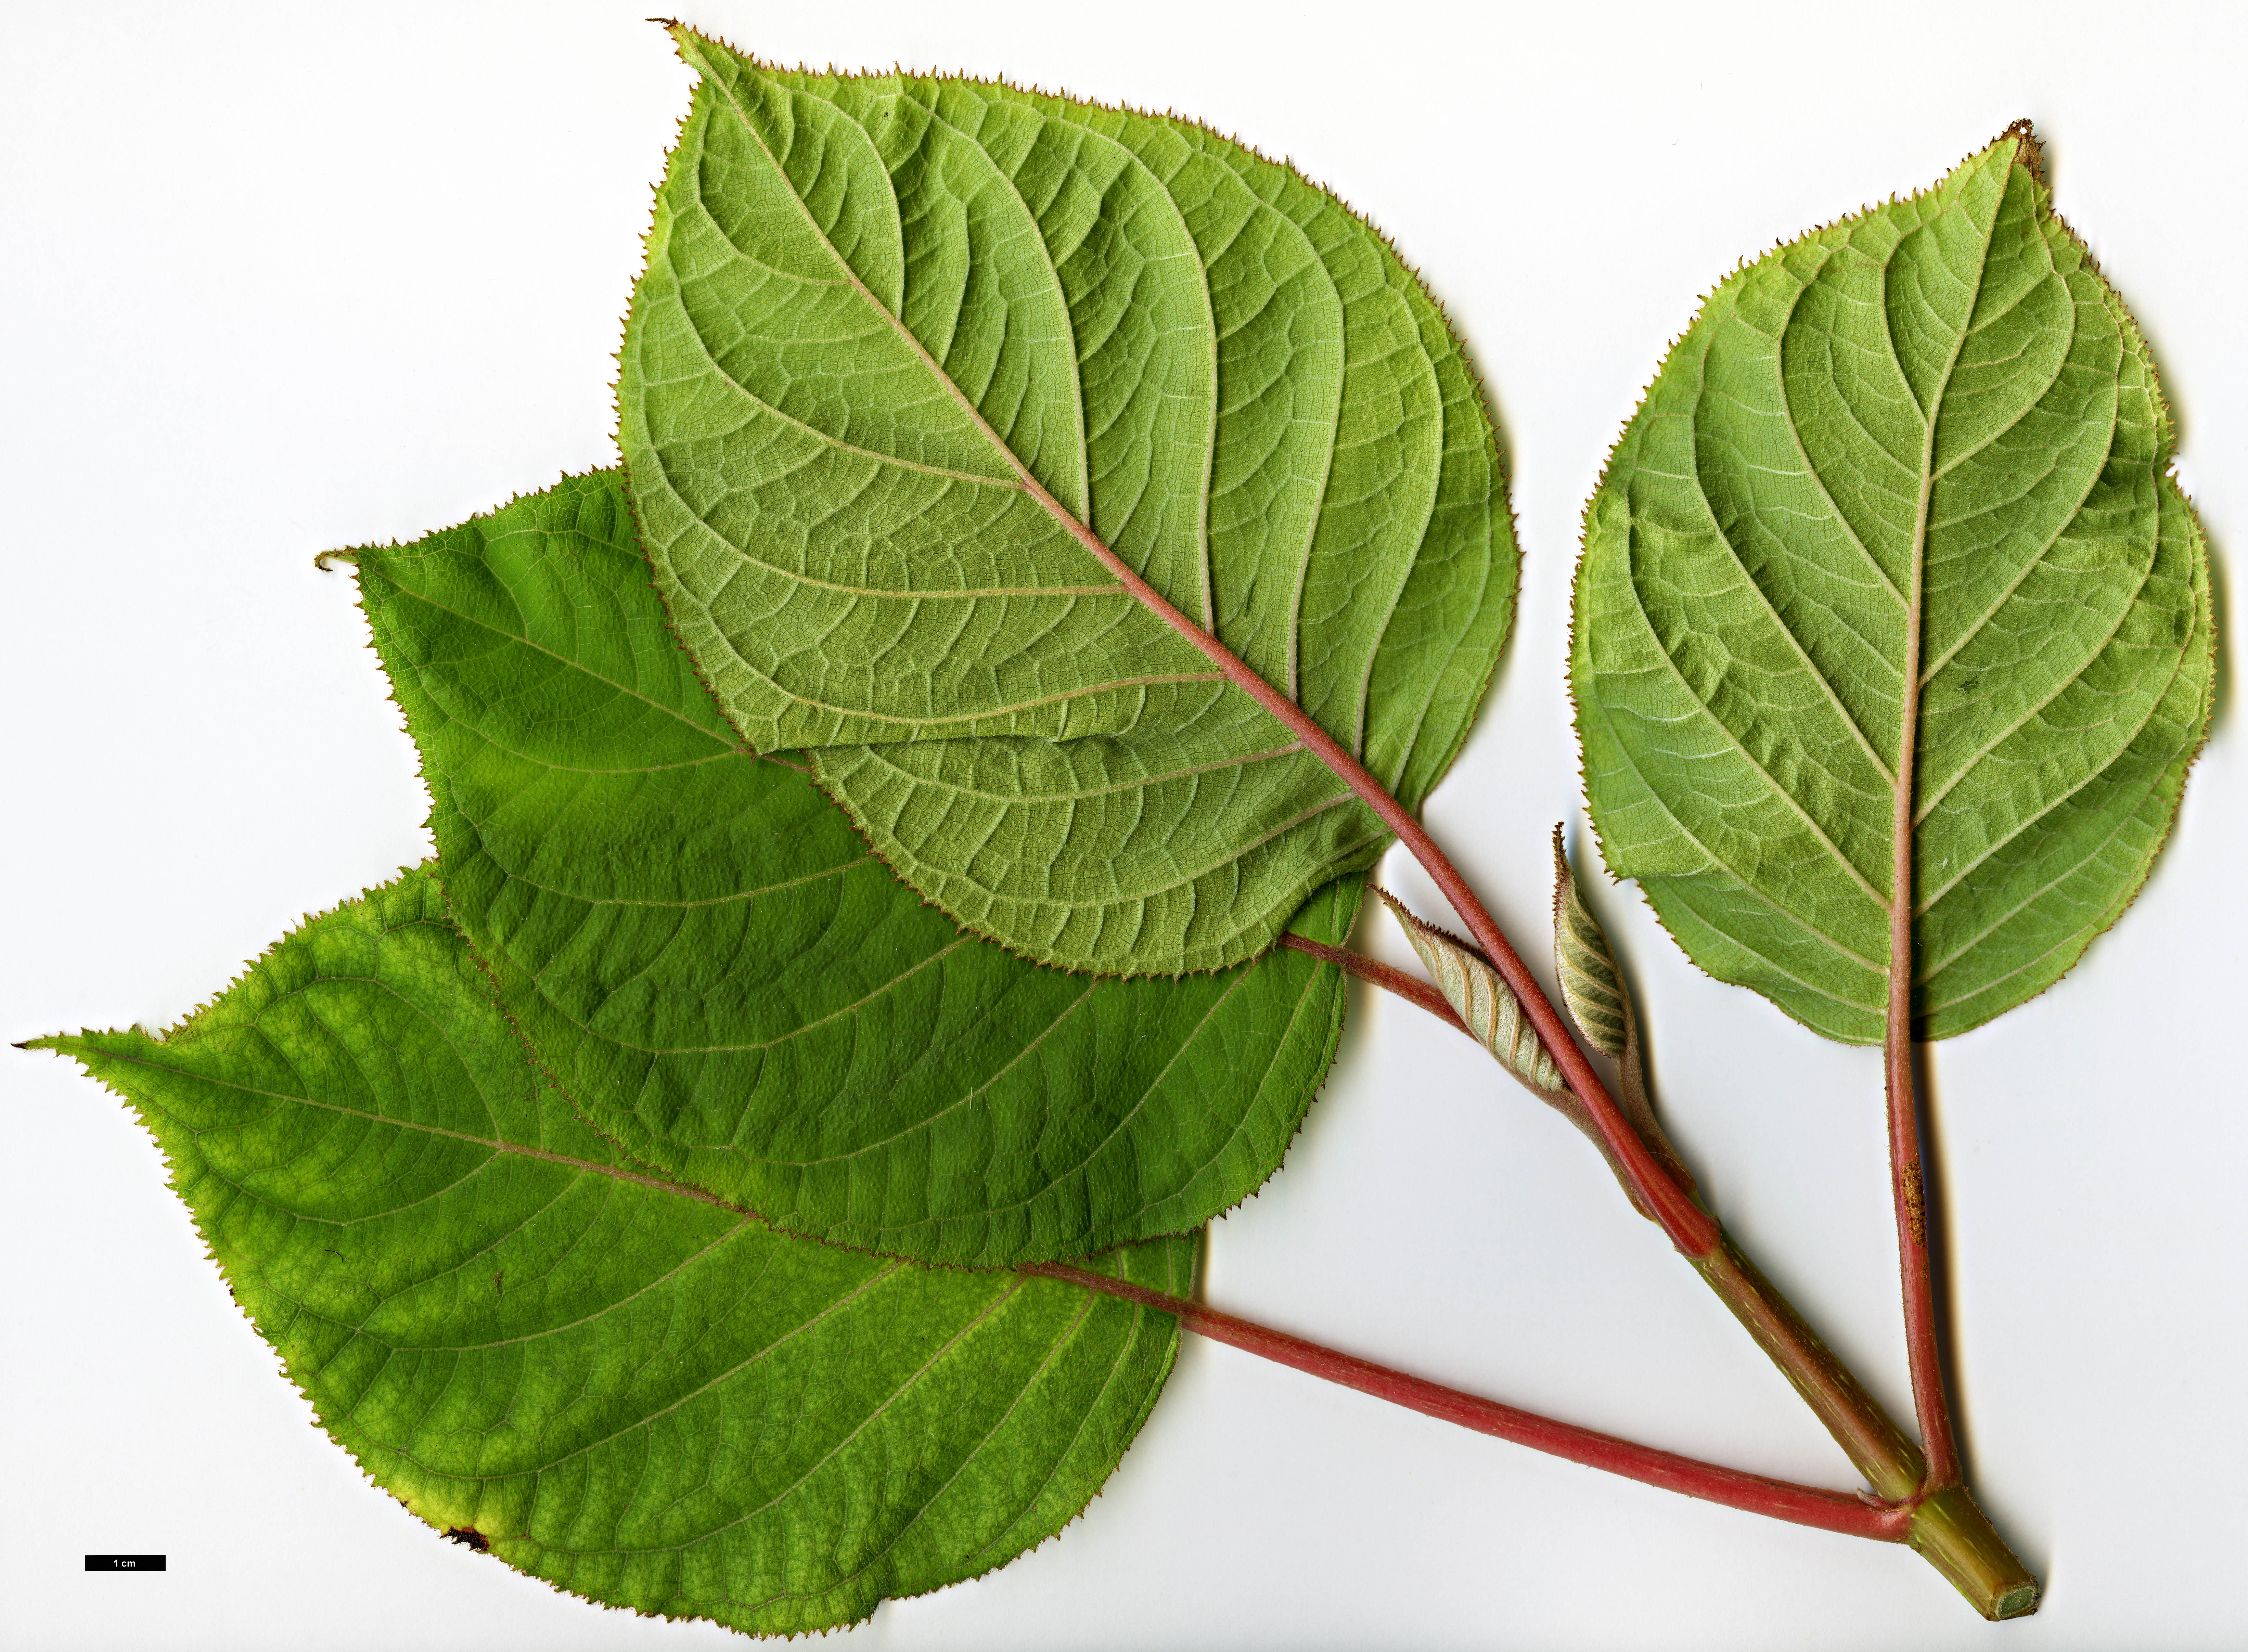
<box><xmin>1998</xmin><ymin>116</ymin><xmax>2044</xmax><ymax>181</ymax></box>
<box><xmin>1548</xmin><ymin>821</ymin><xmax>1569</xmax><ymax>922</ymax></box>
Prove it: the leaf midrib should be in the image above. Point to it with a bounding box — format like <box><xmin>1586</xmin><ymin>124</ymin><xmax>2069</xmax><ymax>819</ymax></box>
<box><xmin>1709</xmin><ymin>156</ymin><xmax>2136</xmax><ymax>985</ymax></box>
<box><xmin>387</xmin><ymin>1219</ymin><xmax>750</xmax><ymax>1354</ymax></box>
<box><xmin>378</xmin><ymin>568</ymin><xmax>745</xmax><ymax>754</ymax></box>
<box><xmin>687</xmin><ymin>47</ymin><xmax>1296</xmax><ymax>728</ymax></box>
<box><xmin>530</xmin><ymin>933</ymin><xmax>976</xmax><ymax>1059</ymax></box>
<box><xmin>473</xmin><ymin>856</ymin><xmax>872</xmax><ymax>913</ymax></box>
<box><xmin>1888</xmin><ymin>179</ymin><xmax>2008</xmax><ymax>1031</ymax></box>
<box><xmin>696</xmin><ymin>62</ymin><xmax>1117</xmax><ymax>571</ymax></box>
<box><xmin>67</xmin><ymin>957</ymin><xmax>1180</xmax><ymax>1498</ymax></box>
<box><xmin>62</xmin><ymin>1029</ymin><xmax>746</xmax><ymax>1214</ymax></box>
<box><xmin>97</xmin><ymin>996</ymin><xmax>1158</xmax><ymax>1534</ymax></box>
<box><xmin>780</xmin><ymin>976</ymin><xmax>1103</xmax><ymax>1168</ymax></box>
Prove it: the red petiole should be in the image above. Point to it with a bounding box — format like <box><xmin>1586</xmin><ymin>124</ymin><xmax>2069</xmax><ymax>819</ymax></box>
<box><xmin>1277</xmin><ymin>932</ymin><xmax>1467</xmax><ymax>1034</ymax></box>
<box><xmin>1029</xmin><ymin>1261</ymin><xmax>1911</xmax><ymax>1542</ymax></box>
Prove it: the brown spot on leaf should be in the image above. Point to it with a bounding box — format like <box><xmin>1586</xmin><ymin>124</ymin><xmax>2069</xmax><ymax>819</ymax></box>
<box><xmin>444</xmin><ymin>1527</ymin><xmax>490</xmax><ymax>1552</ymax></box>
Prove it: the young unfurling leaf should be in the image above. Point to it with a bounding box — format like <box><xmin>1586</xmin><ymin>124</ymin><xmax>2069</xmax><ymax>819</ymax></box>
<box><xmin>1378</xmin><ymin>883</ymin><xmax>1688</xmax><ymax>1218</ymax></box>
<box><xmin>1377</xmin><ymin>885</ymin><xmax>1563</xmax><ymax>1096</ymax></box>
<box><xmin>1552</xmin><ymin>826</ymin><xmax>1632</xmax><ymax>1064</ymax></box>
<box><xmin>1552</xmin><ymin>829</ymin><xmax>1694</xmax><ymax>1199</ymax></box>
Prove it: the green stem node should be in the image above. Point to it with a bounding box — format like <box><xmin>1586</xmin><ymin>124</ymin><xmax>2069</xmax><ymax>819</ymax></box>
<box><xmin>1693</xmin><ymin>1236</ymin><xmax>2038</xmax><ymax>1619</ymax></box>
<box><xmin>1907</xmin><ymin>1487</ymin><xmax>2042</xmax><ymax>1621</ymax></box>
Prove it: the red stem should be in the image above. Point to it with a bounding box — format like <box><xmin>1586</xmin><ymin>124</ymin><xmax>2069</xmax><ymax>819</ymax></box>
<box><xmin>1031</xmin><ymin>1261</ymin><xmax>1907</xmax><ymax>1541</ymax></box>
<box><xmin>1275</xmin><ymin>940</ymin><xmax>1955</xmax><ymax>1504</ymax></box>
<box><xmin>1005</xmin><ymin>467</ymin><xmax>1714</xmax><ymax>1257</ymax></box>
<box><xmin>1885</xmin><ymin>1035</ymin><xmax>1959</xmax><ymax>1491</ymax></box>
<box><xmin>1279</xmin><ymin>933</ymin><xmax>1467</xmax><ymax>1034</ymax></box>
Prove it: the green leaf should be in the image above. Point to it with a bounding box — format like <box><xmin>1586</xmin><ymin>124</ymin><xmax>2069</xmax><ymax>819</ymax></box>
<box><xmin>30</xmin><ymin>869</ymin><xmax>1189</xmax><ymax>1638</ymax></box>
<box><xmin>1571</xmin><ymin>127</ymin><xmax>2215</xmax><ymax>1044</ymax></box>
<box><xmin>350</xmin><ymin>470</ymin><xmax>1358</xmax><ymax>1266</ymax></box>
<box><xmin>619</xmin><ymin>27</ymin><xmax>1515</xmax><ymax>974</ymax></box>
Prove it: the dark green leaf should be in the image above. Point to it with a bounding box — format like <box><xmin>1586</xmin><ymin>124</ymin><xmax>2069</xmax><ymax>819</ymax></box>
<box><xmin>31</xmin><ymin>870</ymin><xmax>1189</xmax><ymax>1638</ymax></box>
<box><xmin>351</xmin><ymin>470</ymin><xmax>1357</xmax><ymax>1265</ymax></box>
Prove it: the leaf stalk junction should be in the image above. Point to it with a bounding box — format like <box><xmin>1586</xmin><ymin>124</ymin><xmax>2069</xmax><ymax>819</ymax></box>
<box><xmin>1002</xmin><ymin>397</ymin><xmax>2035</xmax><ymax>1618</ymax></box>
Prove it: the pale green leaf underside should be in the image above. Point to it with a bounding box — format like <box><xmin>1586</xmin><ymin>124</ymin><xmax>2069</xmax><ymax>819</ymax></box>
<box><xmin>1573</xmin><ymin>132</ymin><xmax>2214</xmax><ymax>1043</ymax></box>
<box><xmin>621</xmin><ymin>29</ymin><xmax>1515</xmax><ymax>973</ymax></box>
<box><xmin>35</xmin><ymin>872</ymin><xmax>1189</xmax><ymax>1639</ymax></box>
<box><xmin>356</xmin><ymin>472</ymin><xmax>1357</xmax><ymax>1267</ymax></box>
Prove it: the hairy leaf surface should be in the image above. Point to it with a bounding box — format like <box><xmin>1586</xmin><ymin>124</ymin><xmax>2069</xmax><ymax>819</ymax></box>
<box><xmin>1572</xmin><ymin>129</ymin><xmax>2214</xmax><ymax>1043</ymax></box>
<box><xmin>352</xmin><ymin>471</ymin><xmax>1357</xmax><ymax>1266</ymax></box>
<box><xmin>1552</xmin><ymin>830</ymin><xmax>1631</xmax><ymax>1064</ymax></box>
<box><xmin>33</xmin><ymin>871</ymin><xmax>1189</xmax><ymax>1638</ymax></box>
<box><xmin>620</xmin><ymin>27</ymin><xmax>1515</xmax><ymax>974</ymax></box>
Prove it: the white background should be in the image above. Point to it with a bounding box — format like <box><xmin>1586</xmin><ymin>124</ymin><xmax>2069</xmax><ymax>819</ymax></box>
<box><xmin>5</xmin><ymin>1</ymin><xmax>2245</xmax><ymax>1646</ymax></box>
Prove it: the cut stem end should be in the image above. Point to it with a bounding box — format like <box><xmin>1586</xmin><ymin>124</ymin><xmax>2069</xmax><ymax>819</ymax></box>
<box><xmin>1906</xmin><ymin>1485</ymin><xmax>2040</xmax><ymax>1619</ymax></box>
